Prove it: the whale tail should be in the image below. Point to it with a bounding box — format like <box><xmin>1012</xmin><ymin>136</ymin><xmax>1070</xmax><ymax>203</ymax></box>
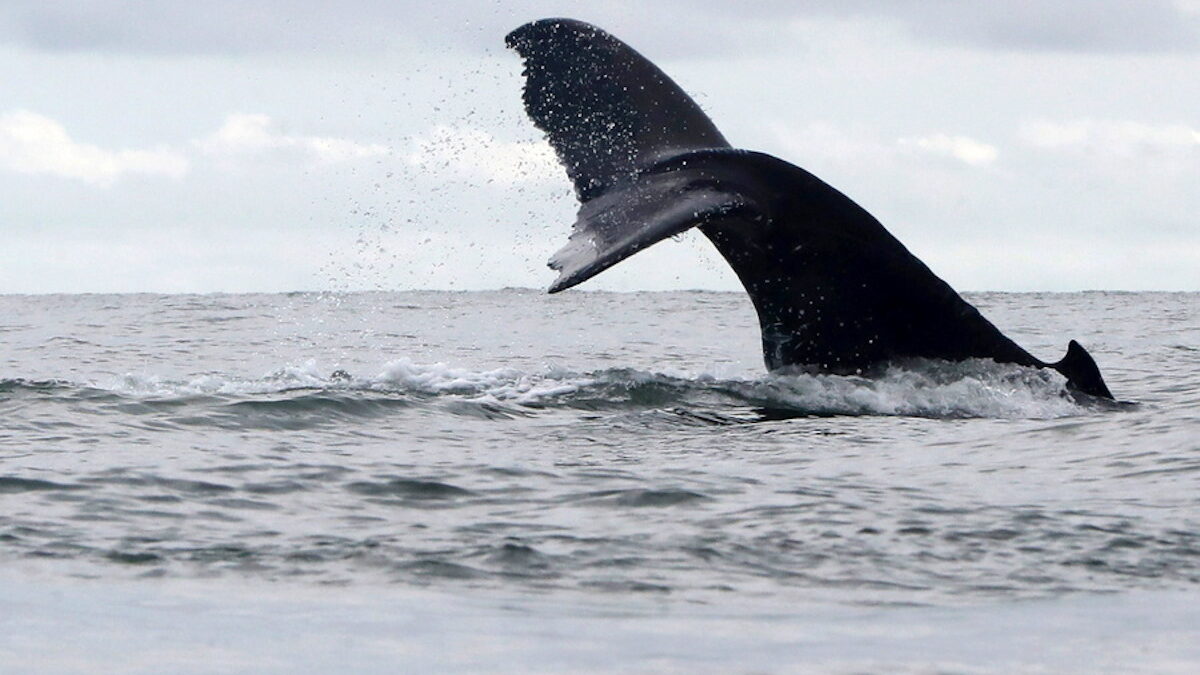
<box><xmin>507</xmin><ymin>18</ymin><xmax>736</xmax><ymax>292</ymax></box>
<box><xmin>506</xmin><ymin>18</ymin><xmax>729</xmax><ymax>204</ymax></box>
<box><xmin>1052</xmin><ymin>340</ymin><xmax>1113</xmax><ymax>399</ymax></box>
<box><xmin>508</xmin><ymin>18</ymin><xmax>1118</xmax><ymax>400</ymax></box>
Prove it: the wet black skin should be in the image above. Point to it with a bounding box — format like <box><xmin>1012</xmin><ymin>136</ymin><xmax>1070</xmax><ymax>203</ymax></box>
<box><xmin>507</xmin><ymin>18</ymin><xmax>1114</xmax><ymax>400</ymax></box>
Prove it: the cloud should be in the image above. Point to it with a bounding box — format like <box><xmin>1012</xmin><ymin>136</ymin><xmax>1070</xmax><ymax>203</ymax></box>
<box><xmin>3</xmin><ymin>1</ymin><xmax>1195</xmax><ymax>57</ymax></box>
<box><xmin>405</xmin><ymin>125</ymin><xmax>561</xmax><ymax>185</ymax></box>
<box><xmin>0</xmin><ymin>1</ymin><xmax>795</xmax><ymax>58</ymax></box>
<box><xmin>768</xmin><ymin>122</ymin><xmax>892</xmax><ymax>167</ymax></box>
<box><xmin>899</xmin><ymin>134</ymin><xmax>998</xmax><ymax>166</ymax></box>
<box><xmin>195</xmin><ymin>113</ymin><xmax>388</xmax><ymax>163</ymax></box>
<box><xmin>0</xmin><ymin>110</ymin><xmax>188</xmax><ymax>186</ymax></box>
<box><xmin>0</xmin><ymin>111</ymin><xmax>388</xmax><ymax>187</ymax></box>
<box><xmin>790</xmin><ymin>0</ymin><xmax>1200</xmax><ymax>53</ymax></box>
<box><xmin>771</xmin><ymin>123</ymin><xmax>998</xmax><ymax>168</ymax></box>
<box><xmin>0</xmin><ymin>0</ymin><xmax>401</xmax><ymax>55</ymax></box>
<box><xmin>1019</xmin><ymin>119</ymin><xmax>1200</xmax><ymax>154</ymax></box>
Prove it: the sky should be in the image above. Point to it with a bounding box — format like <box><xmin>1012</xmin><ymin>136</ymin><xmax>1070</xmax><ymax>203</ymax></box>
<box><xmin>1</xmin><ymin>0</ymin><xmax>1198</xmax><ymax>294</ymax></box>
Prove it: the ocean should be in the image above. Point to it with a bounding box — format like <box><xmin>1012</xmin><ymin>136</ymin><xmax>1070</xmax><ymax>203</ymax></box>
<box><xmin>2</xmin><ymin>289</ymin><xmax>1198</xmax><ymax>673</ymax></box>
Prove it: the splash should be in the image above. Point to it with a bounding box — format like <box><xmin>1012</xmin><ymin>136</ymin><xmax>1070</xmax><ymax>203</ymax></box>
<box><xmin>14</xmin><ymin>356</ymin><xmax>1092</xmax><ymax>420</ymax></box>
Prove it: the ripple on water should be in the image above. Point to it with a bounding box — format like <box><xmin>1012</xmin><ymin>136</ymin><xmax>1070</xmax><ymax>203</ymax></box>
<box><xmin>0</xmin><ymin>291</ymin><xmax>1196</xmax><ymax>606</ymax></box>
<box><xmin>564</xmin><ymin>488</ymin><xmax>711</xmax><ymax>508</ymax></box>
<box><xmin>346</xmin><ymin>478</ymin><xmax>475</xmax><ymax>500</ymax></box>
<box><xmin>0</xmin><ymin>477</ymin><xmax>86</xmax><ymax>494</ymax></box>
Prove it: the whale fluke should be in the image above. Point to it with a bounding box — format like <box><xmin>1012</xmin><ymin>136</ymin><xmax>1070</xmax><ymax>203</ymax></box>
<box><xmin>545</xmin><ymin>161</ymin><xmax>747</xmax><ymax>293</ymax></box>
<box><xmin>506</xmin><ymin>18</ymin><xmax>729</xmax><ymax>202</ymax></box>
<box><xmin>506</xmin><ymin>18</ymin><xmax>1116</xmax><ymax>400</ymax></box>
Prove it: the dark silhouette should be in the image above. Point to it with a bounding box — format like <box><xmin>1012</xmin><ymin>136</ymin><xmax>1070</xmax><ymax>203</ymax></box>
<box><xmin>507</xmin><ymin>18</ymin><xmax>1114</xmax><ymax>400</ymax></box>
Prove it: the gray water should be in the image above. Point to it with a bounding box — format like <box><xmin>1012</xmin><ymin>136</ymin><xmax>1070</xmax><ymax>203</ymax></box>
<box><xmin>2</xmin><ymin>290</ymin><xmax>1199</xmax><ymax>672</ymax></box>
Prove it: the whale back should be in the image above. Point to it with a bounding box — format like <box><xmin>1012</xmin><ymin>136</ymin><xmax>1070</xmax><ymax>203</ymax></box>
<box><xmin>506</xmin><ymin>18</ymin><xmax>729</xmax><ymax>202</ymax></box>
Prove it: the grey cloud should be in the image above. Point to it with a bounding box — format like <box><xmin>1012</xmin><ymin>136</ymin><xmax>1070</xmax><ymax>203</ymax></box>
<box><xmin>871</xmin><ymin>0</ymin><xmax>1200</xmax><ymax>53</ymax></box>
<box><xmin>4</xmin><ymin>1</ymin><xmax>1195</xmax><ymax>58</ymax></box>
<box><xmin>0</xmin><ymin>1</ymin><xmax>652</xmax><ymax>56</ymax></box>
<box><xmin>0</xmin><ymin>1</ymin><xmax>804</xmax><ymax>60</ymax></box>
<box><xmin>682</xmin><ymin>0</ymin><xmax>1200</xmax><ymax>53</ymax></box>
<box><xmin>0</xmin><ymin>0</ymin><xmax>425</xmax><ymax>55</ymax></box>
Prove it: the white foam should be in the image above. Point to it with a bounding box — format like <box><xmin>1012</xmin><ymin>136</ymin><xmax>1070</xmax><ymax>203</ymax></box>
<box><xmin>747</xmin><ymin>361</ymin><xmax>1081</xmax><ymax>419</ymax></box>
<box><xmin>372</xmin><ymin>357</ymin><xmax>594</xmax><ymax>404</ymax></box>
<box><xmin>101</xmin><ymin>360</ymin><xmax>330</xmax><ymax>398</ymax></box>
<box><xmin>96</xmin><ymin>357</ymin><xmax>1083</xmax><ymax>419</ymax></box>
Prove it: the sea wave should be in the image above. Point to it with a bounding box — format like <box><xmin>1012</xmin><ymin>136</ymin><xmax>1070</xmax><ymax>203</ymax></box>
<box><xmin>1</xmin><ymin>356</ymin><xmax>1097</xmax><ymax>421</ymax></box>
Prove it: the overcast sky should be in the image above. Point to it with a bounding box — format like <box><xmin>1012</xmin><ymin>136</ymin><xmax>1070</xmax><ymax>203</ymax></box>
<box><xmin>2</xmin><ymin>0</ymin><xmax>1198</xmax><ymax>293</ymax></box>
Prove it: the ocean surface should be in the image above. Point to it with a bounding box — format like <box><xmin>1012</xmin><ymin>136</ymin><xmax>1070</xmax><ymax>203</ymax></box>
<box><xmin>2</xmin><ymin>289</ymin><xmax>1198</xmax><ymax>673</ymax></box>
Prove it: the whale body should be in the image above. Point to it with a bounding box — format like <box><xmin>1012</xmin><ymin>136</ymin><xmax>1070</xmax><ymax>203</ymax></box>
<box><xmin>506</xmin><ymin>18</ymin><xmax>1114</xmax><ymax>400</ymax></box>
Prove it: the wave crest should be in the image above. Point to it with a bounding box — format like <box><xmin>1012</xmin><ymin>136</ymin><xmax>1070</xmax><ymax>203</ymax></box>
<box><xmin>3</xmin><ymin>357</ymin><xmax>1090</xmax><ymax>420</ymax></box>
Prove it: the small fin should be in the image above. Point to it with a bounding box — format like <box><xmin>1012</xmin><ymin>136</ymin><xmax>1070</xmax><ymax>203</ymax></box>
<box><xmin>1053</xmin><ymin>340</ymin><xmax>1114</xmax><ymax>400</ymax></box>
<box><xmin>506</xmin><ymin>18</ymin><xmax>728</xmax><ymax>202</ymax></box>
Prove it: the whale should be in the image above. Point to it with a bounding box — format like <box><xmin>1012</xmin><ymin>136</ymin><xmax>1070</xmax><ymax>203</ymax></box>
<box><xmin>506</xmin><ymin>18</ymin><xmax>1115</xmax><ymax>400</ymax></box>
